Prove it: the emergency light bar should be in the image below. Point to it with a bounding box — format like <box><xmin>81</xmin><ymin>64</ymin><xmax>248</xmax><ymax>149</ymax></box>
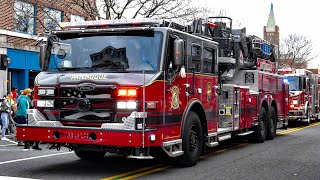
<box><xmin>279</xmin><ymin>67</ymin><xmax>293</xmax><ymax>74</ymax></box>
<box><xmin>60</xmin><ymin>18</ymin><xmax>163</xmax><ymax>29</ymax></box>
<box><xmin>207</xmin><ymin>22</ymin><xmax>218</xmax><ymax>28</ymax></box>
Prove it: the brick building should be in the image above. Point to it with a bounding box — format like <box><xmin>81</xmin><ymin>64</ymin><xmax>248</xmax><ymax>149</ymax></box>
<box><xmin>0</xmin><ymin>0</ymin><xmax>91</xmax><ymax>97</ymax></box>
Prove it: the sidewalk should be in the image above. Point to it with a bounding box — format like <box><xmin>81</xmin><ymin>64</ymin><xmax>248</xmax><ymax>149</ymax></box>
<box><xmin>0</xmin><ymin>131</ymin><xmax>17</xmax><ymax>141</ymax></box>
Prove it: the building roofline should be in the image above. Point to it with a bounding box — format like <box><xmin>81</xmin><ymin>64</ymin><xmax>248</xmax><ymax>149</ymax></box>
<box><xmin>0</xmin><ymin>29</ymin><xmax>46</xmax><ymax>41</ymax></box>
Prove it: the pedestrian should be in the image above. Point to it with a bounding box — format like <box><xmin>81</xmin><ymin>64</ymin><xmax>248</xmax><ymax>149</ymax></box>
<box><xmin>11</xmin><ymin>87</ymin><xmax>18</xmax><ymax>101</ymax></box>
<box><xmin>1</xmin><ymin>97</ymin><xmax>11</xmax><ymax>141</ymax></box>
<box><xmin>16</xmin><ymin>90</ymin><xmax>24</xmax><ymax>104</ymax></box>
<box><xmin>6</xmin><ymin>91</ymin><xmax>15</xmax><ymax>106</ymax></box>
<box><xmin>6</xmin><ymin>91</ymin><xmax>17</xmax><ymax>124</ymax></box>
<box><xmin>16</xmin><ymin>88</ymin><xmax>41</xmax><ymax>150</ymax></box>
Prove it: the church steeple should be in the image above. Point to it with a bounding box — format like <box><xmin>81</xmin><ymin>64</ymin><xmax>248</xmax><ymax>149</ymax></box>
<box><xmin>264</xmin><ymin>2</ymin><xmax>279</xmax><ymax>48</ymax></box>
<box><xmin>266</xmin><ymin>3</ymin><xmax>276</xmax><ymax>32</ymax></box>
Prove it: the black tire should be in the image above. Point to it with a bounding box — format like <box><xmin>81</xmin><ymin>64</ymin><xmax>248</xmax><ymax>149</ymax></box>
<box><xmin>74</xmin><ymin>150</ymin><xmax>106</xmax><ymax>160</ymax></box>
<box><xmin>266</xmin><ymin>106</ymin><xmax>277</xmax><ymax>140</ymax></box>
<box><xmin>304</xmin><ymin>114</ymin><xmax>310</xmax><ymax>126</ymax></box>
<box><xmin>177</xmin><ymin>111</ymin><xmax>203</xmax><ymax>167</ymax></box>
<box><xmin>250</xmin><ymin>107</ymin><xmax>267</xmax><ymax>143</ymax></box>
<box><xmin>302</xmin><ymin>106</ymin><xmax>310</xmax><ymax>126</ymax></box>
<box><xmin>281</xmin><ymin>122</ymin><xmax>288</xmax><ymax>129</ymax></box>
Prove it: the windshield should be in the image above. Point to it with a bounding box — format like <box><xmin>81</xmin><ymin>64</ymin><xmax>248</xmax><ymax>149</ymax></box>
<box><xmin>47</xmin><ymin>32</ymin><xmax>163</xmax><ymax>72</ymax></box>
<box><xmin>286</xmin><ymin>76</ymin><xmax>301</xmax><ymax>91</ymax></box>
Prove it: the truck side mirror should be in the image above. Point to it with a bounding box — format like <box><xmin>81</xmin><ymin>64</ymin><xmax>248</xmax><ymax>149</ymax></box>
<box><xmin>173</xmin><ymin>39</ymin><xmax>184</xmax><ymax>66</ymax></box>
<box><xmin>39</xmin><ymin>44</ymin><xmax>46</xmax><ymax>71</ymax></box>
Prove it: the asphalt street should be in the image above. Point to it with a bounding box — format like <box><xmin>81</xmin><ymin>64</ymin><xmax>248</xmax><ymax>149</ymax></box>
<box><xmin>0</xmin><ymin>123</ymin><xmax>320</xmax><ymax>180</ymax></box>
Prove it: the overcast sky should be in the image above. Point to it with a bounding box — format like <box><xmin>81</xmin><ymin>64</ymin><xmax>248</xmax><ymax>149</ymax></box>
<box><xmin>202</xmin><ymin>0</ymin><xmax>319</xmax><ymax>68</ymax></box>
<box><xmin>96</xmin><ymin>0</ymin><xmax>319</xmax><ymax>67</ymax></box>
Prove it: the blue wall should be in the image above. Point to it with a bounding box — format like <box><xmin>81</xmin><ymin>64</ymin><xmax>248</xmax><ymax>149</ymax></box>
<box><xmin>7</xmin><ymin>49</ymin><xmax>40</xmax><ymax>91</ymax></box>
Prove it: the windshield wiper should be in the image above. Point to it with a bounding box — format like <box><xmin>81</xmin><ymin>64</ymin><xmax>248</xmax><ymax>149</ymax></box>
<box><xmin>55</xmin><ymin>67</ymin><xmax>94</xmax><ymax>71</ymax></box>
<box><xmin>79</xmin><ymin>67</ymin><xmax>96</xmax><ymax>71</ymax></box>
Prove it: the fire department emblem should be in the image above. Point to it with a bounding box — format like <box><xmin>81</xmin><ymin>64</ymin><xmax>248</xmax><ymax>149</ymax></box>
<box><xmin>171</xmin><ymin>86</ymin><xmax>180</xmax><ymax>109</ymax></box>
<box><xmin>207</xmin><ymin>82</ymin><xmax>212</xmax><ymax>102</ymax></box>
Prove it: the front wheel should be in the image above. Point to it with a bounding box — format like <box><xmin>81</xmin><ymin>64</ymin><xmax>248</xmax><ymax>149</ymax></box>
<box><xmin>75</xmin><ymin>150</ymin><xmax>106</xmax><ymax>160</ymax></box>
<box><xmin>177</xmin><ymin>112</ymin><xmax>203</xmax><ymax>167</ymax></box>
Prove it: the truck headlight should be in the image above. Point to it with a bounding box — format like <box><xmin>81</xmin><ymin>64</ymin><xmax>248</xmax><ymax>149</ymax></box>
<box><xmin>45</xmin><ymin>100</ymin><xmax>55</xmax><ymax>108</ymax></box>
<box><xmin>127</xmin><ymin>101</ymin><xmax>137</xmax><ymax>109</ymax></box>
<box><xmin>117</xmin><ymin>101</ymin><xmax>127</xmax><ymax>109</ymax></box>
<box><xmin>38</xmin><ymin>88</ymin><xmax>55</xmax><ymax>96</ymax></box>
<box><xmin>117</xmin><ymin>101</ymin><xmax>137</xmax><ymax>109</ymax></box>
<box><xmin>37</xmin><ymin>100</ymin><xmax>46</xmax><ymax>107</ymax></box>
<box><xmin>46</xmin><ymin>89</ymin><xmax>55</xmax><ymax>96</ymax></box>
<box><xmin>37</xmin><ymin>100</ymin><xmax>55</xmax><ymax>108</ymax></box>
<box><xmin>38</xmin><ymin>89</ymin><xmax>46</xmax><ymax>96</ymax></box>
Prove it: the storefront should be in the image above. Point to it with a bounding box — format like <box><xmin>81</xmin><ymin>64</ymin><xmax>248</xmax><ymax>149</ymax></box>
<box><xmin>7</xmin><ymin>49</ymin><xmax>40</xmax><ymax>91</ymax></box>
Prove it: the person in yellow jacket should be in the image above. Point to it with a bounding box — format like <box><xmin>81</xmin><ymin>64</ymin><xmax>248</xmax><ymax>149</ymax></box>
<box><xmin>6</xmin><ymin>92</ymin><xmax>15</xmax><ymax>107</ymax></box>
<box><xmin>6</xmin><ymin>92</ymin><xmax>17</xmax><ymax>114</ymax></box>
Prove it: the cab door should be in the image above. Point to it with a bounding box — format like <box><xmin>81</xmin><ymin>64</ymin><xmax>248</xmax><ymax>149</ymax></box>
<box><xmin>186</xmin><ymin>37</ymin><xmax>202</xmax><ymax>102</ymax></box>
<box><xmin>202</xmin><ymin>42</ymin><xmax>219</xmax><ymax>133</ymax></box>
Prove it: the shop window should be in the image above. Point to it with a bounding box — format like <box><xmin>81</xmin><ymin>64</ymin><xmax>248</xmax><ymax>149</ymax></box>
<box><xmin>13</xmin><ymin>0</ymin><xmax>35</xmax><ymax>34</ymax></box>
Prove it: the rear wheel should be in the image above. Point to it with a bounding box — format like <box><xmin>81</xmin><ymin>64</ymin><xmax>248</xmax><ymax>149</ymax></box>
<box><xmin>75</xmin><ymin>150</ymin><xmax>106</xmax><ymax>160</ymax></box>
<box><xmin>266</xmin><ymin>106</ymin><xmax>277</xmax><ymax>140</ymax></box>
<box><xmin>303</xmin><ymin>107</ymin><xmax>310</xmax><ymax>126</ymax></box>
<box><xmin>177</xmin><ymin>112</ymin><xmax>203</xmax><ymax>167</ymax></box>
<box><xmin>304</xmin><ymin>114</ymin><xmax>310</xmax><ymax>126</ymax></box>
<box><xmin>250</xmin><ymin>107</ymin><xmax>267</xmax><ymax>143</ymax></box>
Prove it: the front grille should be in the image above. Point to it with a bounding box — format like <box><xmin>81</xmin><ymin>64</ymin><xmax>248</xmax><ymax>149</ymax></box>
<box><xmin>60</xmin><ymin>85</ymin><xmax>115</xmax><ymax>123</ymax></box>
<box><xmin>289</xmin><ymin>110</ymin><xmax>303</xmax><ymax>116</ymax></box>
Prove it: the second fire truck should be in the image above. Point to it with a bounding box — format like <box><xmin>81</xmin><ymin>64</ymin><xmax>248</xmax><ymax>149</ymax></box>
<box><xmin>281</xmin><ymin>68</ymin><xmax>320</xmax><ymax>125</ymax></box>
<box><xmin>17</xmin><ymin>17</ymin><xmax>288</xmax><ymax>166</ymax></box>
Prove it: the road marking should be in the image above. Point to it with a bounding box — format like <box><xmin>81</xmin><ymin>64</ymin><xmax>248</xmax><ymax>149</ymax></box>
<box><xmin>0</xmin><ymin>176</ymin><xmax>40</xmax><ymax>180</ymax></box>
<box><xmin>101</xmin><ymin>143</ymin><xmax>248</xmax><ymax>180</ymax></box>
<box><xmin>119</xmin><ymin>144</ymin><xmax>249</xmax><ymax>180</ymax></box>
<box><xmin>277</xmin><ymin>122</ymin><xmax>320</xmax><ymax>135</ymax></box>
<box><xmin>102</xmin><ymin>122</ymin><xmax>320</xmax><ymax>179</ymax></box>
<box><xmin>101</xmin><ymin>164</ymin><xmax>165</xmax><ymax>180</ymax></box>
<box><xmin>0</xmin><ymin>144</ymin><xmax>17</xmax><ymax>147</ymax></box>
<box><xmin>1</xmin><ymin>139</ymin><xmax>18</xmax><ymax>145</ymax></box>
<box><xmin>0</xmin><ymin>152</ymin><xmax>73</xmax><ymax>165</ymax></box>
<box><xmin>277</xmin><ymin>127</ymin><xmax>304</xmax><ymax>135</ymax></box>
<box><xmin>119</xmin><ymin>165</ymin><xmax>171</xmax><ymax>180</ymax></box>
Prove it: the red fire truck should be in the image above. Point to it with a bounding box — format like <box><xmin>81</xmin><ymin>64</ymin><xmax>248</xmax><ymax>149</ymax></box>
<box><xmin>281</xmin><ymin>68</ymin><xmax>319</xmax><ymax>125</ymax></box>
<box><xmin>16</xmin><ymin>17</ymin><xmax>288</xmax><ymax>166</ymax></box>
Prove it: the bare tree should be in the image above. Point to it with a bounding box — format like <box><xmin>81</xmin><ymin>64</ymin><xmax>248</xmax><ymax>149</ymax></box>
<box><xmin>11</xmin><ymin>0</ymin><xmax>240</xmax><ymax>35</ymax></box>
<box><xmin>279</xmin><ymin>34</ymin><xmax>317</xmax><ymax>68</ymax></box>
<box><xmin>68</xmin><ymin>0</ymin><xmax>207</xmax><ymax>20</ymax></box>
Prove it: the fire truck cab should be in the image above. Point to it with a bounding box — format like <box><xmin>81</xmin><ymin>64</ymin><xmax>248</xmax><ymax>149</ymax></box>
<box><xmin>16</xmin><ymin>17</ymin><xmax>288</xmax><ymax>167</ymax></box>
<box><xmin>284</xmin><ymin>69</ymin><xmax>315</xmax><ymax>125</ymax></box>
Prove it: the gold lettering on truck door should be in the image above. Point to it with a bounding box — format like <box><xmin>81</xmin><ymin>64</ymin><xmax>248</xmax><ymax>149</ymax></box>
<box><xmin>207</xmin><ymin>82</ymin><xmax>212</xmax><ymax>101</ymax></box>
<box><xmin>171</xmin><ymin>86</ymin><xmax>180</xmax><ymax>109</ymax></box>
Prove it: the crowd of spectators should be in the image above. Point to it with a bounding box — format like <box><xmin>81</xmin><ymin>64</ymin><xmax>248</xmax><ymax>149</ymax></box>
<box><xmin>0</xmin><ymin>87</ymin><xmax>41</xmax><ymax>150</ymax></box>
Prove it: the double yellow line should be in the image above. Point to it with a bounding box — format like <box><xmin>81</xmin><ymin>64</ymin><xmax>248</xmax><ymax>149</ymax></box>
<box><xmin>101</xmin><ymin>143</ymin><xmax>248</xmax><ymax>180</ymax></box>
<box><xmin>102</xmin><ymin>122</ymin><xmax>320</xmax><ymax>180</ymax></box>
<box><xmin>277</xmin><ymin>122</ymin><xmax>320</xmax><ymax>135</ymax></box>
<box><xmin>102</xmin><ymin>164</ymin><xmax>170</xmax><ymax>180</ymax></box>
